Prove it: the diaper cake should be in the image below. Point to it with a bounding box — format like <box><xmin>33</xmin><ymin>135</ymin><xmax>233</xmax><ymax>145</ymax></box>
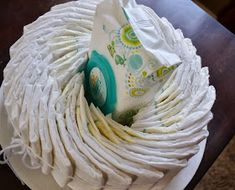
<box><xmin>0</xmin><ymin>0</ymin><xmax>215</xmax><ymax>189</ymax></box>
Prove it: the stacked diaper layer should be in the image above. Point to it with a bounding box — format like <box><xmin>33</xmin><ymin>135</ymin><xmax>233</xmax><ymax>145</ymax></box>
<box><xmin>1</xmin><ymin>0</ymin><xmax>215</xmax><ymax>190</ymax></box>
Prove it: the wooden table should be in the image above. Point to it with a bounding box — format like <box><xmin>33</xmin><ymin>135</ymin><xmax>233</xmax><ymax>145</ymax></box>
<box><xmin>0</xmin><ymin>0</ymin><xmax>235</xmax><ymax>189</ymax></box>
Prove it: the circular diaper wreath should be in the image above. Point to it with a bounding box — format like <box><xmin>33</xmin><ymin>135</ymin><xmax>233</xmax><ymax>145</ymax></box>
<box><xmin>1</xmin><ymin>1</ymin><xmax>215</xmax><ymax>190</ymax></box>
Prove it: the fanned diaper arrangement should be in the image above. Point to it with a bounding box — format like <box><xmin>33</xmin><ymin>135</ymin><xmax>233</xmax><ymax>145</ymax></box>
<box><xmin>0</xmin><ymin>0</ymin><xmax>215</xmax><ymax>190</ymax></box>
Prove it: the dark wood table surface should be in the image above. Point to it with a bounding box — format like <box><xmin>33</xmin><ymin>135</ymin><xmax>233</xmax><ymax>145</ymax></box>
<box><xmin>0</xmin><ymin>0</ymin><xmax>235</xmax><ymax>189</ymax></box>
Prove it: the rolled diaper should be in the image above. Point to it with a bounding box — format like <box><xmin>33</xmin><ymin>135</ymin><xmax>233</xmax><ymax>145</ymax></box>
<box><xmin>85</xmin><ymin>0</ymin><xmax>181</xmax><ymax>125</ymax></box>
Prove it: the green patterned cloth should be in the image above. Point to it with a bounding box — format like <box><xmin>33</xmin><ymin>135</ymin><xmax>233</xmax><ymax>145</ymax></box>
<box><xmin>86</xmin><ymin>0</ymin><xmax>181</xmax><ymax>124</ymax></box>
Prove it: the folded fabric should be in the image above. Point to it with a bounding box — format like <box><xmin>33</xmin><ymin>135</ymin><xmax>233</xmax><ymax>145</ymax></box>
<box><xmin>85</xmin><ymin>0</ymin><xmax>181</xmax><ymax>125</ymax></box>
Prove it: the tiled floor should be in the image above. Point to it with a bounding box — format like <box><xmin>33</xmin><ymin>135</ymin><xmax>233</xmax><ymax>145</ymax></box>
<box><xmin>195</xmin><ymin>136</ymin><xmax>235</xmax><ymax>190</ymax></box>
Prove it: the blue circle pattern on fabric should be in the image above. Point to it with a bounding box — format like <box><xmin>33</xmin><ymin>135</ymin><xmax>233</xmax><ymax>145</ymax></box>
<box><xmin>127</xmin><ymin>54</ymin><xmax>143</xmax><ymax>72</ymax></box>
